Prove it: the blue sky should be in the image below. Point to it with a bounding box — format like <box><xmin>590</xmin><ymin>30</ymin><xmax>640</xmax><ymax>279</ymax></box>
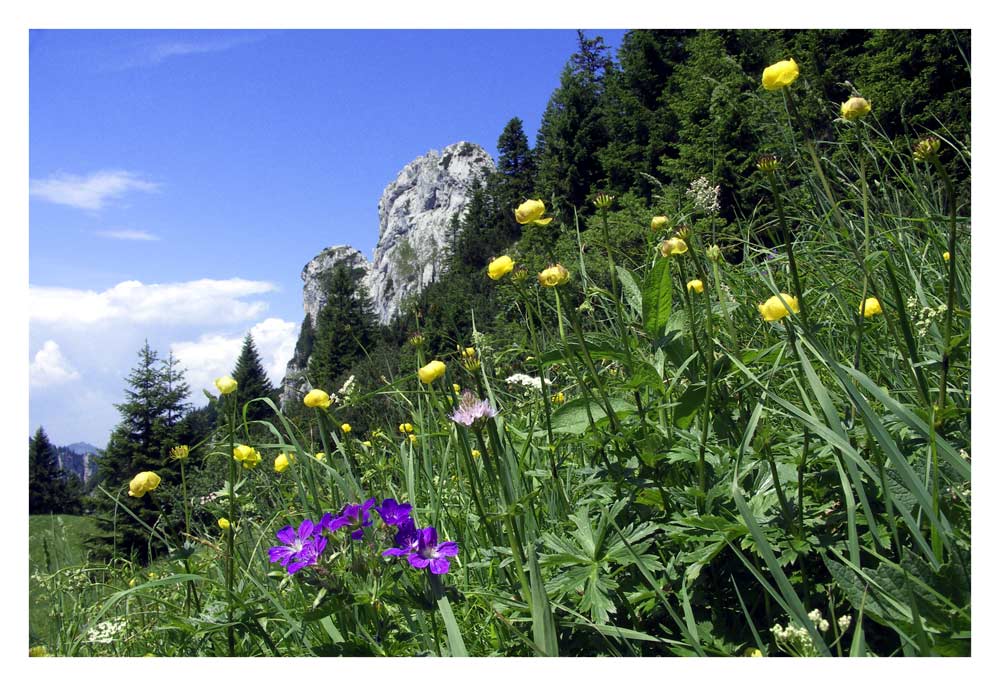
<box><xmin>29</xmin><ymin>29</ymin><xmax>628</xmax><ymax>446</ymax></box>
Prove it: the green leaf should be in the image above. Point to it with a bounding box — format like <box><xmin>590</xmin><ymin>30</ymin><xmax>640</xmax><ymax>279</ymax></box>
<box><xmin>549</xmin><ymin>397</ymin><xmax>636</xmax><ymax>435</ymax></box>
<box><xmin>436</xmin><ymin>596</ymin><xmax>468</xmax><ymax>657</ymax></box>
<box><xmin>616</xmin><ymin>265</ymin><xmax>643</xmax><ymax>318</ymax></box>
<box><xmin>672</xmin><ymin>384</ymin><xmax>706</xmax><ymax>429</ymax></box>
<box><xmin>642</xmin><ymin>256</ymin><xmax>673</xmax><ymax>338</ymax></box>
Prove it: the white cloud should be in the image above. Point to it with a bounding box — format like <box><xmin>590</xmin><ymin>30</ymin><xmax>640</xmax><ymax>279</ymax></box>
<box><xmin>96</xmin><ymin>229</ymin><xmax>160</xmax><ymax>241</ymax></box>
<box><xmin>30</xmin><ymin>170</ymin><xmax>159</xmax><ymax>210</ymax></box>
<box><xmin>171</xmin><ymin>318</ymin><xmax>298</xmax><ymax>396</ymax></box>
<box><xmin>30</xmin><ymin>340</ymin><xmax>80</xmax><ymax>387</ymax></box>
<box><xmin>146</xmin><ymin>35</ymin><xmax>261</xmax><ymax>64</ymax></box>
<box><xmin>30</xmin><ymin>278</ymin><xmax>277</xmax><ymax>327</ymax></box>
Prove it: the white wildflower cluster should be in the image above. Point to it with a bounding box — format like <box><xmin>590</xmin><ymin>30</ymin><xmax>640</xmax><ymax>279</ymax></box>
<box><xmin>505</xmin><ymin>373</ymin><xmax>550</xmax><ymax>392</ymax></box>
<box><xmin>838</xmin><ymin>615</ymin><xmax>852</xmax><ymax>633</ymax></box>
<box><xmin>686</xmin><ymin>176</ymin><xmax>722</xmax><ymax>215</ymax></box>
<box><xmin>338</xmin><ymin>375</ymin><xmax>357</xmax><ymax>402</ymax></box>
<box><xmin>959</xmin><ymin>448</ymin><xmax>970</xmax><ymax>462</ymax></box>
<box><xmin>86</xmin><ymin>618</ymin><xmax>126</xmax><ymax>644</ymax></box>
<box><xmin>906</xmin><ymin>296</ymin><xmax>948</xmax><ymax>337</ymax></box>
<box><xmin>771</xmin><ymin>609</ymin><xmax>831</xmax><ymax>656</ymax></box>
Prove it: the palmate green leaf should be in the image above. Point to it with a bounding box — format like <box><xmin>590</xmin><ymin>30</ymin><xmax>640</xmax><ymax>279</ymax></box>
<box><xmin>642</xmin><ymin>255</ymin><xmax>673</xmax><ymax>338</ymax></box>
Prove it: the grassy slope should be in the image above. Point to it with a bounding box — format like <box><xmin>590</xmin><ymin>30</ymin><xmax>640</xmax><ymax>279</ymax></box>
<box><xmin>28</xmin><ymin>514</ymin><xmax>98</xmax><ymax>646</ymax></box>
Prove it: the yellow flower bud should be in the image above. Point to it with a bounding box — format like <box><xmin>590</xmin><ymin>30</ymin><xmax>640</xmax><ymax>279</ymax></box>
<box><xmin>314</xmin><ymin>452</ymin><xmax>326</xmax><ymax>462</ymax></box>
<box><xmin>651</xmin><ymin>216</ymin><xmax>669</xmax><ymax>231</ymax></box>
<box><xmin>658</xmin><ymin>237</ymin><xmax>689</xmax><ymax>257</ymax></box>
<box><xmin>408</xmin><ymin>434</ymin><xmax>418</xmax><ymax>445</ymax></box>
<box><xmin>551</xmin><ymin>391</ymin><xmax>565</xmax><ymax>405</ymax></box>
<box><xmin>453</xmin><ymin>383</ymin><xmax>461</xmax><ymax>393</ymax></box>
<box><xmin>341</xmin><ymin>423</ymin><xmax>352</xmax><ymax>434</ymax></box>
<box><xmin>913</xmin><ymin>137</ymin><xmax>941</xmax><ymax>162</ymax></box>
<box><xmin>860</xmin><ymin>297</ymin><xmax>882</xmax><ymax>318</ymax></box>
<box><xmin>487</xmin><ymin>255</ymin><xmax>515</xmax><ymax>280</ymax></box>
<box><xmin>758</xmin><ymin>294</ymin><xmax>800</xmax><ymax>322</ymax></box>
<box><xmin>418</xmin><ymin>360</ymin><xmax>446</xmax><ymax>384</ymax></box>
<box><xmin>593</xmin><ymin>193</ymin><xmax>615</xmax><ymax>210</ymax></box>
<box><xmin>706</xmin><ymin>244</ymin><xmax>722</xmax><ymax>262</ymax></box>
<box><xmin>28</xmin><ymin>646</ymin><xmax>49</xmax><ymax>657</ymax></box>
<box><xmin>399</xmin><ymin>423</ymin><xmax>414</xmax><ymax>434</ymax></box>
<box><xmin>943</xmin><ymin>251</ymin><xmax>951</xmax><ymax>262</ymax></box>
<box><xmin>233</xmin><ymin>444</ymin><xmax>261</xmax><ymax>469</ymax></box>
<box><xmin>762</xmin><ymin>58</ymin><xmax>799</xmax><ymax>91</ymax></box>
<box><xmin>218</xmin><ymin>518</ymin><xmax>230</xmax><ymax>530</ymax></box>
<box><xmin>303</xmin><ymin>388</ymin><xmax>332</xmax><ymax>408</ymax></box>
<box><xmin>744</xmin><ymin>648</ymin><xmax>763</xmax><ymax>657</ymax></box>
<box><xmin>515</xmin><ymin>199</ymin><xmax>553</xmax><ymax>226</ymax></box>
<box><xmin>756</xmin><ymin>154</ymin><xmax>781</xmax><ymax>173</ymax></box>
<box><xmin>362</xmin><ymin>441</ymin><xmax>372</xmax><ymax>448</ymax></box>
<box><xmin>840</xmin><ymin>96</ymin><xmax>871</xmax><ymax>121</ymax></box>
<box><xmin>214</xmin><ymin>376</ymin><xmax>238</xmax><ymax>395</ymax></box>
<box><xmin>274</xmin><ymin>452</ymin><xmax>294</xmax><ymax>473</ymax></box>
<box><xmin>687</xmin><ymin>279</ymin><xmax>704</xmax><ymax>294</ymax></box>
<box><xmin>538</xmin><ymin>263</ymin><xmax>570</xmax><ymax>288</ymax></box>
<box><xmin>471</xmin><ymin>449</ymin><xmax>481</xmax><ymax>459</ymax></box>
<box><xmin>128</xmin><ymin>471</ymin><xmax>161</xmax><ymax>497</ymax></box>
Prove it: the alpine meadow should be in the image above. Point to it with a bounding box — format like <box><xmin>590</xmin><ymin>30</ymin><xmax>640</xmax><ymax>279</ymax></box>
<box><xmin>27</xmin><ymin>29</ymin><xmax>972</xmax><ymax>659</ymax></box>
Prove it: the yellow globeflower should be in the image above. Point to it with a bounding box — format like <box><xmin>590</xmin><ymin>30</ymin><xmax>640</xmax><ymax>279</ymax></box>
<box><xmin>658</xmin><ymin>237</ymin><xmax>689</xmax><ymax>258</ymax></box>
<box><xmin>170</xmin><ymin>445</ymin><xmax>190</xmax><ymax>461</ymax></box>
<box><xmin>471</xmin><ymin>449</ymin><xmax>481</xmax><ymax>459</ymax></box>
<box><xmin>487</xmin><ymin>255</ymin><xmax>515</xmax><ymax>280</ymax></box>
<box><xmin>29</xmin><ymin>646</ymin><xmax>49</xmax><ymax>657</ymax></box>
<box><xmin>313</xmin><ymin>452</ymin><xmax>326</xmax><ymax>462</ymax></box>
<box><xmin>453</xmin><ymin>383</ymin><xmax>461</xmax><ymax>393</ymax></box>
<box><xmin>399</xmin><ymin>423</ymin><xmax>414</xmax><ymax>434</ymax></box>
<box><xmin>515</xmin><ymin>199</ymin><xmax>553</xmax><ymax>226</ymax></box>
<box><xmin>840</xmin><ymin>96</ymin><xmax>871</xmax><ymax>121</ymax></box>
<box><xmin>943</xmin><ymin>251</ymin><xmax>951</xmax><ymax>262</ymax></box>
<box><xmin>215</xmin><ymin>376</ymin><xmax>238</xmax><ymax>395</ymax></box>
<box><xmin>408</xmin><ymin>434</ymin><xmax>418</xmax><ymax>445</ymax></box>
<box><xmin>218</xmin><ymin>518</ymin><xmax>230</xmax><ymax>530</ymax></box>
<box><xmin>758</xmin><ymin>294</ymin><xmax>800</xmax><ymax>322</ymax></box>
<box><xmin>341</xmin><ymin>423</ymin><xmax>352</xmax><ymax>434</ymax></box>
<box><xmin>418</xmin><ymin>360</ymin><xmax>446</xmax><ymax>384</ymax></box>
<box><xmin>551</xmin><ymin>391</ymin><xmax>565</xmax><ymax>405</ymax></box>
<box><xmin>762</xmin><ymin>58</ymin><xmax>799</xmax><ymax>91</ymax></box>
<box><xmin>651</xmin><ymin>216</ymin><xmax>669</xmax><ymax>231</ymax></box>
<box><xmin>860</xmin><ymin>297</ymin><xmax>882</xmax><ymax>318</ymax></box>
<box><xmin>687</xmin><ymin>279</ymin><xmax>704</xmax><ymax>294</ymax></box>
<box><xmin>303</xmin><ymin>388</ymin><xmax>332</xmax><ymax>408</ymax></box>
<box><xmin>274</xmin><ymin>452</ymin><xmax>294</xmax><ymax>473</ymax></box>
<box><xmin>233</xmin><ymin>444</ymin><xmax>262</xmax><ymax>469</ymax></box>
<box><xmin>538</xmin><ymin>263</ymin><xmax>570</xmax><ymax>288</ymax></box>
<box><xmin>128</xmin><ymin>471</ymin><xmax>161</xmax><ymax>498</ymax></box>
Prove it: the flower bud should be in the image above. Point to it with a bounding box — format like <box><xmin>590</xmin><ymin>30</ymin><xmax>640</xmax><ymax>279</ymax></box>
<box><xmin>757</xmin><ymin>154</ymin><xmax>780</xmax><ymax>173</ymax></box>
<box><xmin>593</xmin><ymin>193</ymin><xmax>615</xmax><ymax>210</ymax></box>
<box><xmin>840</xmin><ymin>96</ymin><xmax>871</xmax><ymax>121</ymax></box>
<box><xmin>913</xmin><ymin>136</ymin><xmax>941</xmax><ymax>162</ymax></box>
<box><xmin>214</xmin><ymin>376</ymin><xmax>238</xmax><ymax>395</ymax></box>
<box><xmin>418</xmin><ymin>360</ymin><xmax>446</xmax><ymax>384</ymax></box>
<box><xmin>706</xmin><ymin>244</ymin><xmax>722</xmax><ymax>262</ymax></box>
<box><xmin>762</xmin><ymin>58</ymin><xmax>799</xmax><ymax>91</ymax></box>
<box><xmin>650</xmin><ymin>215</ymin><xmax>669</xmax><ymax>231</ymax></box>
<box><xmin>687</xmin><ymin>279</ymin><xmax>704</xmax><ymax>294</ymax></box>
<box><xmin>303</xmin><ymin>388</ymin><xmax>332</xmax><ymax>408</ymax></box>
<box><xmin>487</xmin><ymin>255</ymin><xmax>514</xmax><ymax>281</ymax></box>
<box><xmin>128</xmin><ymin>471</ymin><xmax>161</xmax><ymax>497</ymax></box>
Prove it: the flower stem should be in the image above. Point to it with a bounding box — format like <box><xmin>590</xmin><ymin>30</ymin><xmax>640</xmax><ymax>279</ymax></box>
<box><xmin>226</xmin><ymin>394</ymin><xmax>236</xmax><ymax>657</ymax></box>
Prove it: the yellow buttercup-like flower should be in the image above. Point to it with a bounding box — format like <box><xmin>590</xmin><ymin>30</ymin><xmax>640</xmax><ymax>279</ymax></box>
<box><xmin>651</xmin><ymin>216</ymin><xmax>669</xmax><ymax>231</ymax></box>
<box><xmin>538</xmin><ymin>263</ymin><xmax>570</xmax><ymax>288</ymax></box>
<box><xmin>303</xmin><ymin>388</ymin><xmax>332</xmax><ymax>408</ymax></box>
<box><xmin>515</xmin><ymin>199</ymin><xmax>553</xmax><ymax>226</ymax></box>
<box><xmin>274</xmin><ymin>452</ymin><xmax>294</xmax><ymax>473</ymax></box>
<box><xmin>218</xmin><ymin>518</ymin><xmax>230</xmax><ymax>530</ymax></box>
<box><xmin>487</xmin><ymin>255</ymin><xmax>515</xmax><ymax>280</ymax></box>
<box><xmin>215</xmin><ymin>376</ymin><xmax>238</xmax><ymax>395</ymax></box>
<box><xmin>233</xmin><ymin>444</ymin><xmax>261</xmax><ymax>469</ymax></box>
<box><xmin>762</xmin><ymin>58</ymin><xmax>799</xmax><ymax>91</ymax></box>
<box><xmin>658</xmin><ymin>237</ymin><xmax>688</xmax><ymax>258</ymax></box>
<box><xmin>943</xmin><ymin>251</ymin><xmax>951</xmax><ymax>262</ymax></box>
<box><xmin>471</xmin><ymin>449</ymin><xmax>481</xmax><ymax>459</ymax></box>
<box><xmin>840</xmin><ymin>96</ymin><xmax>871</xmax><ymax>121</ymax></box>
<box><xmin>128</xmin><ymin>471</ymin><xmax>161</xmax><ymax>498</ymax></box>
<box><xmin>758</xmin><ymin>294</ymin><xmax>800</xmax><ymax>322</ymax></box>
<box><xmin>418</xmin><ymin>360</ymin><xmax>446</xmax><ymax>384</ymax></box>
<box><xmin>313</xmin><ymin>452</ymin><xmax>326</xmax><ymax>462</ymax></box>
<box><xmin>170</xmin><ymin>445</ymin><xmax>190</xmax><ymax>461</ymax></box>
<box><xmin>399</xmin><ymin>423</ymin><xmax>414</xmax><ymax>434</ymax></box>
<box><xmin>341</xmin><ymin>423</ymin><xmax>352</xmax><ymax>434</ymax></box>
<box><xmin>860</xmin><ymin>297</ymin><xmax>882</xmax><ymax>318</ymax></box>
<box><xmin>551</xmin><ymin>391</ymin><xmax>565</xmax><ymax>405</ymax></box>
<box><xmin>687</xmin><ymin>279</ymin><xmax>704</xmax><ymax>294</ymax></box>
<box><xmin>408</xmin><ymin>434</ymin><xmax>418</xmax><ymax>445</ymax></box>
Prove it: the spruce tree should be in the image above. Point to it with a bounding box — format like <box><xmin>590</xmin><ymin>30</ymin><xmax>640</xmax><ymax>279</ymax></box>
<box><xmin>91</xmin><ymin>341</ymin><xmax>191</xmax><ymax>563</ymax></box>
<box><xmin>29</xmin><ymin>427</ymin><xmax>68</xmax><ymax>514</ymax></box>
<box><xmin>231</xmin><ymin>332</ymin><xmax>277</xmax><ymax>424</ymax></box>
<box><xmin>307</xmin><ymin>264</ymin><xmax>376</xmax><ymax>393</ymax></box>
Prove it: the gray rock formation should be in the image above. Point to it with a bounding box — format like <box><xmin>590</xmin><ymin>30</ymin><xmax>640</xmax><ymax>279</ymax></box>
<box><xmin>365</xmin><ymin>141</ymin><xmax>495</xmax><ymax>324</ymax></box>
<box><xmin>279</xmin><ymin>142</ymin><xmax>494</xmax><ymax>406</ymax></box>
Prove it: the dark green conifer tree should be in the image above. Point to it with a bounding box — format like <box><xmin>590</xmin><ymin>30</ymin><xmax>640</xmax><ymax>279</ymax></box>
<box><xmin>231</xmin><ymin>332</ymin><xmax>277</xmax><ymax>424</ymax></box>
<box><xmin>29</xmin><ymin>427</ymin><xmax>71</xmax><ymax>514</ymax></box>
<box><xmin>307</xmin><ymin>265</ymin><xmax>376</xmax><ymax>393</ymax></box>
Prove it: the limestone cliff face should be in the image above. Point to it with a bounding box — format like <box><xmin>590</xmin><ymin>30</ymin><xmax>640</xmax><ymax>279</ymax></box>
<box><xmin>364</xmin><ymin>141</ymin><xmax>495</xmax><ymax>324</ymax></box>
<box><xmin>279</xmin><ymin>142</ymin><xmax>494</xmax><ymax>406</ymax></box>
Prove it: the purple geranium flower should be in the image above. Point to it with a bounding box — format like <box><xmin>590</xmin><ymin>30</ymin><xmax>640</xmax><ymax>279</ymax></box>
<box><xmin>268</xmin><ymin>519</ymin><xmax>328</xmax><ymax>575</ymax></box>
<box><xmin>324</xmin><ymin>498</ymin><xmax>377</xmax><ymax>540</ymax></box>
<box><xmin>382</xmin><ymin>519</ymin><xmax>421</xmax><ymax>558</ymax></box>
<box><xmin>388</xmin><ymin>526</ymin><xmax>459</xmax><ymax>575</ymax></box>
<box><xmin>376</xmin><ymin>498</ymin><xmax>413</xmax><ymax>528</ymax></box>
<box><xmin>450</xmin><ymin>391</ymin><xmax>497</xmax><ymax>428</ymax></box>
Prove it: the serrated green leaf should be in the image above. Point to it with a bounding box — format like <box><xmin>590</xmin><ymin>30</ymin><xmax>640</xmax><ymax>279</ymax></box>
<box><xmin>642</xmin><ymin>256</ymin><xmax>673</xmax><ymax>338</ymax></box>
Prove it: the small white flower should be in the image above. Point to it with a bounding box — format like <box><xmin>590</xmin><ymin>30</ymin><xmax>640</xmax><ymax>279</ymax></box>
<box><xmin>819</xmin><ymin>619</ymin><xmax>830</xmax><ymax>632</ymax></box>
<box><xmin>838</xmin><ymin>615</ymin><xmax>852</xmax><ymax>632</ymax></box>
<box><xmin>807</xmin><ymin>609</ymin><xmax>823</xmax><ymax>624</ymax></box>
